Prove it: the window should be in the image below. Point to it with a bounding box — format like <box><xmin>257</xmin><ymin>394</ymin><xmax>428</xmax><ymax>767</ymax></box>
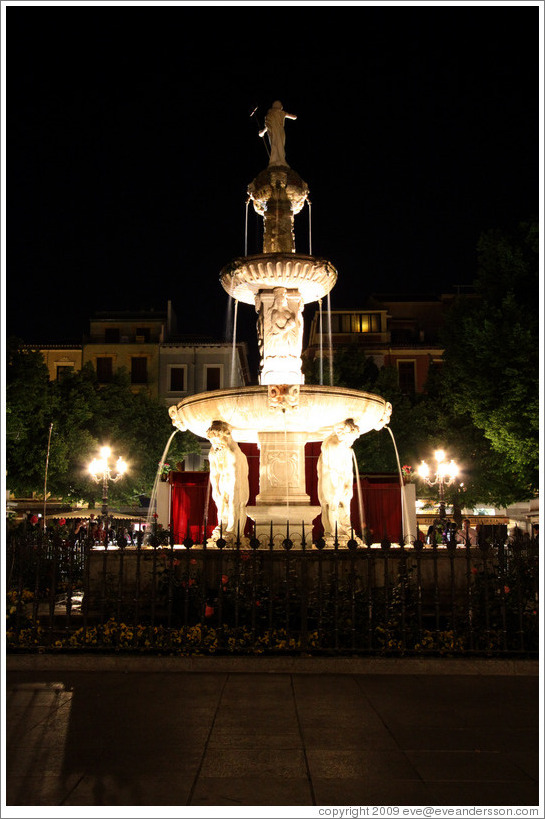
<box><xmin>169</xmin><ymin>366</ymin><xmax>186</xmax><ymax>392</ymax></box>
<box><xmin>136</xmin><ymin>327</ymin><xmax>150</xmax><ymax>342</ymax></box>
<box><xmin>104</xmin><ymin>328</ymin><xmax>120</xmax><ymax>342</ymax></box>
<box><xmin>131</xmin><ymin>357</ymin><xmax>148</xmax><ymax>384</ymax></box>
<box><xmin>398</xmin><ymin>361</ymin><xmax>416</xmax><ymax>394</ymax></box>
<box><xmin>56</xmin><ymin>365</ymin><xmax>73</xmax><ymax>381</ymax></box>
<box><xmin>329</xmin><ymin>313</ymin><xmax>381</xmax><ymax>334</ymax></box>
<box><xmin>206</xmin><ymin>366</ymin><xmax>221</xmax><ymax>391</ymax></box>
<box><xmin>96</xmin><ymin>357</ymin><xmax>113</xmax><ymax>383</ymax></box>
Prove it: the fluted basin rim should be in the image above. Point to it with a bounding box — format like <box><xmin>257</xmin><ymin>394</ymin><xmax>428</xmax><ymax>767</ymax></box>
<box><xmin>220</xmin><ymin>252</ymin><xmax>337</xmax><ymax>305</ymax></box>
<box><xmin>169</xmin><ymin>384</ymin><xmax>391</xmax><ymax>444</ymax></box>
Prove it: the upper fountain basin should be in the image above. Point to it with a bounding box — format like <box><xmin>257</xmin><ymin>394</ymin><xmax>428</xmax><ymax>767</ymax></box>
<box><xmin>220</xmin><ymin>253</ymin><xmax>338</xmax><ymax>305</ymax></box>
<box><xmin>169</xmin><ymin>385</ymin><xmax>392</xmax><ymax>444</ymax></box>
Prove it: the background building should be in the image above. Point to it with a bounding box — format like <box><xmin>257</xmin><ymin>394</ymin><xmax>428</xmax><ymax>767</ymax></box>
<box><xmin>304</xmin><ymin>293</ymin><xmax>461</xmax><ymax>394</ymax></box>
<box><xmin>30</xmin><ymin>344</ymin><xmax>83</xmax><ymax>382</ymax></box>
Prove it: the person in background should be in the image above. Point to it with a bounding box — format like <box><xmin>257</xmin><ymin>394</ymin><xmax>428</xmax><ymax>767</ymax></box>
<box><xmin>457</xmin><ymin>518</ymin><xmax>477</xmax><ymax>546</ymax></box>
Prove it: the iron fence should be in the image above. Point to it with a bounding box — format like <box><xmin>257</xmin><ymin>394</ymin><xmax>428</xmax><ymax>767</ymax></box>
<box><xmin>6</xmin><ymin>526</ymin><xmax>539</xmax><ymax>657</ymax></box>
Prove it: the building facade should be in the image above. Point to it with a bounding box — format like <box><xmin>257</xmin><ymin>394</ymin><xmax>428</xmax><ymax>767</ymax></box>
<box><xmin>33</xmin><ymin>301</ymin><xmax>250</xmax><ymax>406</ymax></box>
<box><xmin>82</xmin><ymin>306</ymin><xmax>172</xmax><ymax>398</ymax></box>
<box><xmin>304</xmin><ymin>293</ymin><xmax>455</xmax><ymax>394</ymax></box>
<box><xmin>32</xmin><ymin>344</ymin><xmax>83</xmax><ymax>382</ymax></box>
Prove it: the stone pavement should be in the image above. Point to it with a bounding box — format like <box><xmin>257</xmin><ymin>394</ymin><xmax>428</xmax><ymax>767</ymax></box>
<box><xmin>4</xmin><ymin>657</ymin><xmax>541</xmax><ymax>810</ymax></box>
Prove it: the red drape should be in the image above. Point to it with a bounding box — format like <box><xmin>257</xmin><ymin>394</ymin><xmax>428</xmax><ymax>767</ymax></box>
<box><xmin>239</xmin><ymin>442</ymin><xmax>259</xmax><ymax>505</ymax></box>
<box><xmin>355</xmin><ymin>478</ymin><xmax>402</xmax><ymax>542</ymax></box>
<box><xmin>169</xmin><ymin>472</ymin><xmax>216</xmax><ymax>543</ymax></box>
<box><xmin>169</xmin><ymin>442</ymin><xmax>260</xmax><ymax>543</ymax></box>
<box><xmin>170</xmin><ymin>446</ymin><xmax>402</xmax><ymax>543</ymax></box>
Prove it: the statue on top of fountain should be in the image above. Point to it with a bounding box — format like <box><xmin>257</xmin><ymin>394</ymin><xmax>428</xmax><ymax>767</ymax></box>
<box><xmin>259</xmin><ymin>101</ymin><xmax>297</xmax><ymax>167</ymax></box>
<box><xmin>206</xmin><ymin>421</ymin><xmax>249</xmax><ymax>544</ymax></box>
<box><xmin>317</xmin><ymin>419</ymin><xmax>362</xmax><ymax>544</ymax></box>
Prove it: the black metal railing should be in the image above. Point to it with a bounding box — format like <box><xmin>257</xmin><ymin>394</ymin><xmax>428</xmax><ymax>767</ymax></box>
<box><xmin>6</xmin><ymin>526</ymin><xmax>539</xmax><ymax>657</ymax></box>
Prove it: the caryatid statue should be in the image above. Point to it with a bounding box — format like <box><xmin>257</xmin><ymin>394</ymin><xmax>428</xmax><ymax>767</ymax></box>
<box><xmin>259</xmin><ymin>101</ymin><xmax>297</xmax><ymax>167</ymax></box>
<box><xmin>255</xmin><ymin>287</ymin><xmax>305</xmax><ymax>385</ymax></box>
<box><xmin>317</xmin><ymin>419</ymin><xmax>361</xmax><ymax>543</ymax></box>
<box><xmin>206</xmin><ymin>421</ymin><xmax>249</xmax><ymax>543</ymax></box>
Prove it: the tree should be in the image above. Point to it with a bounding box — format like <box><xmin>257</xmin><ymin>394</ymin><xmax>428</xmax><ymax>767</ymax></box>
<box><xmin>5</xmin><ymin>338</ymin><xmax>54</xmax><ymax>496</ymax></box>
<box><xmin>5</xmin><ymin>342</ymin><xmax>200</xmax><ymax>504</ymax></box>
<box><xmin>438</xmin><ymin>219</ymin><xmax>539</xmax><ymax>497</ymax></box>
<box><xmin>411</xmin><ymin>362</ymin><xmax>533</xmax><ymax>510</ymax></box>
<box><xmin>89</xmin><ymin>368</ymin><xmax>200</xmax><ymax>506</ymax></box>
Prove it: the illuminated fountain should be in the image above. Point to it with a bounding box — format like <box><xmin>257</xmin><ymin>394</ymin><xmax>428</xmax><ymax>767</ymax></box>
<box><xmin>169</xmin><ymin>101</ymin><xmax>392</xmax><ymax>547</ymax></box>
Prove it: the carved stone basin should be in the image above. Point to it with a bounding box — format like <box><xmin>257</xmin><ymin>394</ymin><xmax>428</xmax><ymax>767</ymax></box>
<box><xmin>169</xmin><ymin>385</ymin><xmax>392</xmax><ymax>444</ymax></box>
<box><xmin>220</xmin><ymin>252</ymin><xmax>337</xmax><ymax>305</ymax></box>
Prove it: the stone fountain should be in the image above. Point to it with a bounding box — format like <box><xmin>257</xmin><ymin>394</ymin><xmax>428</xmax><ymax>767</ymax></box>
<box><xmin>169</xmin><ymin>101</ymin><xmax>392</xmax><ymax>547</ymax></box>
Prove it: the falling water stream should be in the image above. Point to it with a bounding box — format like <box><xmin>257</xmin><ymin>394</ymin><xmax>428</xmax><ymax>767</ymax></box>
<box><xmin>351</xmin><ymin>450</ymin><xmax>366</xmax><ymax>539</ymax></box>
<box><xmin>145</xmin><ymin>429</ymin><xmax>179</xmax><ymax>540</ymax></box>
<box><xmin>385</xmin><ymin>425</ymin><xmax>407</xmax><ymax>544</ymax></box>
<box><xmin>318</xmin><ymin>299</ymin><xmax>324</xmax><ymax>385</ymax></box>
<box><xmin>282</xmin><ymin>410</ymin><xmax>290</xmax><ymax>523</ymax></box>
<box><xmin>245</xmin><ymin>199</ymin><xmax>249</xmax><ymax>256</ymax></box>
<box><xmin>230</xmin><ymin>299</ymin><xmax>239</xmax><ymax>387</ymax></box>
<box><xmin>308</xmin><ymin>200</ymin><xmax>312</xmax><ymax>255</ymax></box>
<box><xmin>326</xmin><ymin>290</ymin><xmax>334</xmax><ymax>385</ymax></box>
<box><xmin>225</xmin><ymin>294</ymin><xmax>233</xmax><ymax>344</ymax></box>
<box><xmin>202</xmin><ymin>473</ymin><xmax>212</xmax><ymax>545</ymax></box>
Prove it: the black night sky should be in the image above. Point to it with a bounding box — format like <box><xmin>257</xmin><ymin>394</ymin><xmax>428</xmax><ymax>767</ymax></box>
<box><xmin>5</xmin><ymin>1</ymin><xmax>540</xmax><ymax>353</ymax></box>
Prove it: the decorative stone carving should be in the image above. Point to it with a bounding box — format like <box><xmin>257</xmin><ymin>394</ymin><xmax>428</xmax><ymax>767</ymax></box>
<box><xmin>255</xmin><ymin>431</ymin><xmax>309</xmax><ymax>505</ymax></box>
<box><xmin>220</xmin><ymin>253</ymin><xmax>336</xmax><ymax>306</ymax></box>
<box><xmin>268</xmin><ymin>384</ymin><xmax>300</xmax><ymax>411</ymax></box>
<box><xmin>317</xmin><ymin>419</ymin><xmax>361</xmax><ymax>543</ymax></box>
<box><xmin>373</xmin><ymin>401</ymin><xmax>393</xmax><ymax>431</ymax></box>
<box><xmin>169</xmin><ymin>386</ymin><xmax>392</xmax><ymax>443</ymax></box>
<box><xmin>206</xmin><ymin>421</ymin><xmax>249</xmax><ymax>543</ymax></box>
<box><xmin>169</xmin><ymin>404</ymin><xmax>187</xmax><ymax>432</ymax></box>
<box><xmin>247</xmin><ymin>167</ymin><xmax>309</xmax><ymax>254</ymax></box>
<box><xmin>258</xmin><ymin>101</ymin><xmax>297</xmax><ymax>167</ymax></box>
<box><xmin>256</xmin><ymin>287</ymin><xmax>304</xmax><ymax>385</ymax></box>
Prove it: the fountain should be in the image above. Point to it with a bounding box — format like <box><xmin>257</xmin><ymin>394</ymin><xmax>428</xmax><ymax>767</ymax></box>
<box><xmin>169</xmin><ymin>100</ymin><xmax>392</xmax><ymax>547</ymax></box>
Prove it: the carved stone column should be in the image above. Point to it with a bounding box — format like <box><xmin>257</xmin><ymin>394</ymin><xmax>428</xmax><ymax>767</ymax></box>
<box><xmin>248</xmin><ymin>166</ymin><xmax>308</xmax><ymax>254</ymax></box>
<box><xmin>256</xmin><ymin>287</ymin><xmax>304</xmax><ymax>385</ymax></box>
<box><xmin>255</xmin><ymin>431</ymin><xmax>309</xmax><ymax>505</ymax></box>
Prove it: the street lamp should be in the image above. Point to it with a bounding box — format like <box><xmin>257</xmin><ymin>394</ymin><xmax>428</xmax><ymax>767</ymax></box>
<box><xmin>88</xmin><ymin>445</ymin><xmax>128</xmax><ymax>533</ymax></box>
<box><xmin>417</xmin><ymin>449</ymin><xmax>459</xmax><ymax>522</ymax></box>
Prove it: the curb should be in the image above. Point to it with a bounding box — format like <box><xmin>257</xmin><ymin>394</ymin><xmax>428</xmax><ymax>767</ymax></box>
<box><xmin>5</xmin><ymin>654</ymin><xmax>540</xmax><ymax>675</ymax></box>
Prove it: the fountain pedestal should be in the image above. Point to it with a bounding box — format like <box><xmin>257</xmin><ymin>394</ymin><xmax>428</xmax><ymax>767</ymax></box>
<box><xmin>255</xmin><ymin>431</ymin><xmax>309</xmax><ymax>505</ymax></box>
<box><xmin>246</xmin><ymin>504</ymin><xmax>321</xmax><ymax>547</ymax></box>
<box><xmin>246</xmin><ymin>430</ymin><xmax>320</xmax><ymax>545</ymax></box>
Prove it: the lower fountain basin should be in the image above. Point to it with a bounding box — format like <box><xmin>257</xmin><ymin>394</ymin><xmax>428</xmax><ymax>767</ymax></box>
<box><xmin>169</xmin><ymin>385</ymin><xmax>392</xmax><ymax>443</ymax></box>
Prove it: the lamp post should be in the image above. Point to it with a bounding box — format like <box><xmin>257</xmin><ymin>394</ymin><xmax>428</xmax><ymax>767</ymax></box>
<box><xmin>417</xmin><ymin>449</ymin><xmax>459</xmax><ymax>523</ymax></box>
<box><xmin>88</xmin><ymin>446</ymin><xmax>128</xmax><ymax>536</ymax></box>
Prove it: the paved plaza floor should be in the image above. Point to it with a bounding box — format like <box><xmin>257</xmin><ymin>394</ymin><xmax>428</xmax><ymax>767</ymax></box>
<box><xmin>4</xmin><ymin>659</ymin><xmax>541</xmax><ymax>810</ymax></box>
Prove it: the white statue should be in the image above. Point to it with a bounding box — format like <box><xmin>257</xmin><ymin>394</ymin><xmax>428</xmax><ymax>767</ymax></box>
<box><xmin>267</xmin><ymin>287</ymin><xmax>303</xmax><ymax>358</ymax></box>
<box><xmin>206</xmin><ymin>421</ymin><xmax>249</xmax><ymax>542</ymax></box>
<box><xmin>259</xmin><ymin>101</ymin><xmax>297</xmax><ymax>166</ymax></box>
<box><xmin>317</xmin><ymin>419</ymin><xmax>361</xmax><ymax>542</ymax></box>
